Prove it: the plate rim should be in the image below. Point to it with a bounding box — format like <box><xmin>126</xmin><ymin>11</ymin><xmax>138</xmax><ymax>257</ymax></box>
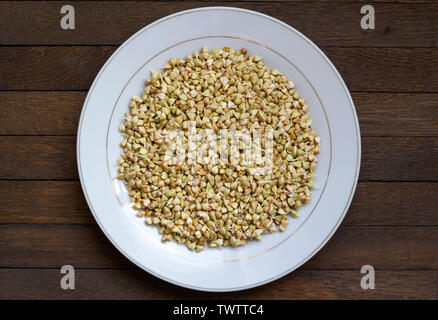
<box><xmin>77</xmin><ymin>6</ymin><xmax>361</xmax><ymax>292</ymax></box>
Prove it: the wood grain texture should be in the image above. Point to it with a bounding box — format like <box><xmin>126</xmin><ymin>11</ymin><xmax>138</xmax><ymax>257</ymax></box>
<box><xmin>0</xmin><ymin>0</ymin><xmax>437</xmax><ymax>300</ymax></box>
<box><xmin>0</xmin><ymin>91</ymin><xmax>85</xmax><ymax>135</ymax></box>
<box><xmin>352</xmin><ymin>92</ymin><xmax>438</xmax><ymax>137</ymax></box>
<box><xmin>0</xmin><ymin>181</ymin><xmax>92</xmax><ymax>224</ymax></box>
<box><xmin>1</xmin><ymin>269</ymin><xmax>437</xmax><ymax>300</ymax></box>
<box><xmin>0</xmin><ymin>136</ymin><xmax>437</xmax><ymax>180</ymax></box>
<box><xmin>0</xmin><ymin>46</ymin><xmax>114</xmax><ymax>91</ymax></box>
<box><xmin>0</xmin><ymin>136</ymin><xmax>76</xmax><ymax>180</ymax></box>
<box><xmin>325</xmin><ymin>47</ymin><xmax>438</xmax><ymax>92</ymax></box>
<box><xmin>3</xmin><ymin>0</ymin><xmax>434</xmax><ymax>3</ymax></box>
<box><xmin>1</xmin><ymin>181</ymin><xmax>437</xmax><ymax>225</ymax></box>
<box><xmin>344</xmin><ymin>182</ymin><xmax>438</xmax><ymax>226</ymax></box>
<box><xmin>0</xmin><ymin>2</ymin><xmax>436</xmax><ymax>47</ymax></box>
<box><xmin>0</xmin><ymin>224</ymin><xmax>437</xmax><ymax>269</ymax></box>
<box><xmin>2</xmin><ymin>91</ymin><xmax>438</xmax><ymax>136</ymax></box>
<box><xmin>1</xmin><ymin>46</ymin><xmax>438</xmax><ymax>92</ymax></box>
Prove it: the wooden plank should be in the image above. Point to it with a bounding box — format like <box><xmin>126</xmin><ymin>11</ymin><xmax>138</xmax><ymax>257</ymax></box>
<box><xmin>0</xmin><ymin>2</ymin><xmax>435</xmax><ymax>47</ymax></box>
<box><xmin>0</xmin><ymin>136</ymin><xmax>436</xmax><ymax>180</ymax></box>
<box><xmin>0</xmin><ymin>181</ymin><xmax>92</xmax><ymax>224</ymax></box>
<box><xmin>2</xmin><ymin>92</ymin><xmax>438</xmax><ymax>136</ymax></box>
<box><xmin>1</xmin><ymin>268</ymin><xmax>436</xmax><ymax>299</ymax></box>
<box><xmin>352</xmin><ymin>93</ymin><xmax>438</xmax><ymax>137</ymax></box>
<box><xmin>0</xmin><ymin>224</ymin><xmax>132</xmax><ymax>269</ymax></box>
<box><xmin>0</xmin><ymin>136</ymin><xmax>77</xmax><ymax>180</ymax></box>
<box><xmin>0</xmin><ymin>91</ymin><xmax>86</xmax><ymax>136</ymax></box>
<box><xmin>324</xmin><ymin>47</ymin><xmax>438</xmax><ymax>92</ymax></box>
<box><xmin>0</xmin><ymin>46</ymin><xmax>114</xmax><ymax>91</ymax></box>
<box><xmin>1</xmin><ymin>46</ymin><xmax>437</xmax><ymax>92</ymax></box>
<box><xmin>0</xmin><ymin>224</ymin><xmax>437</xmax><ymax>269</ymax></box>
<box><xmin>3</xmin><ymin>0</ymin><xmax>433</xmax><ymax>3</ymax></box>
<box><xmin>1</xmin><ymin>181</ymin><xmax>437</xmax><ymax>225</ymax></box>
<box><xmin>345</xmin><ymin>182</ymin><xmax>438</xmax><ymax>226</ymax></box>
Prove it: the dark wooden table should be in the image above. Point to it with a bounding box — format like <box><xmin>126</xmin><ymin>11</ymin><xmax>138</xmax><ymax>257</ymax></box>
<box><xmin>0</xmin><ymin>1</ymin><xmax>437</xmax><ymax>299</ymax></box>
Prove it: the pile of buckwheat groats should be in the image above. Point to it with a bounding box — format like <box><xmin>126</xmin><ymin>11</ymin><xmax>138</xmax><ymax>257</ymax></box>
<box><xmin>117</xmin><ymin>47</ymin><xmax>320</xmax><ymax>252</ymax></box>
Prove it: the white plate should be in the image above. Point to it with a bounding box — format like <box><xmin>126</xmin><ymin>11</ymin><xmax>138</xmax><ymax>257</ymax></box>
<box><xmin>77</xmin><ymin>7</ymin><xmax>361</xmax><ymax>292</ymax></box>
